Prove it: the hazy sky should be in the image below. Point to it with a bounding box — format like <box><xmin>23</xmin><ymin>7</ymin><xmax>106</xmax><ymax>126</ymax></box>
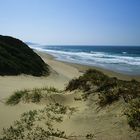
<box><xmin>0</xmin><ymin>0</ymin><xmax>140</xmax><ymax>45</ymax></box>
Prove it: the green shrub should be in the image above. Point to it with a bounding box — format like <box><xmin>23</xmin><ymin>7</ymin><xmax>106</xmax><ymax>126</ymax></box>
<box><xmin>31</xmin><ymin>89</ymin><xmax>42</xmax><ymax>103</ymax></box>
<box><xmin>44</xmin><ymin>86</ymin><xmax>61</xmax><ymax>93</ymax></box>
<box><xmin>124</xmin><ymin>98</ymin><xmax>140</xmax><ymax>131</ymax></box>
<box><xmin>81</xmin><ymin>69</ymin><xmax>108</xmax><ymax>86</ymax></box>
<box><xmin>66</xmin><ymin>69</ymin><xmax>140</xmax><ymax>106</ymax></box>
<box><xmin>65</xmin><ymin>69</ymin><xmax>140</xmax><ymax>131</ymax></box>
<box><xmin>0</xmin><ymin>103</ymin><xmax>76</xmax><ymax>140</ymax></box>
<box><xmin>6</xmin><ymin>90</ymin><xmax>28</xmax><ymax>105</ymax></box>
<box><xmin>66</xmin><ymin>69</ymin><xmax>108</xmax><ymax>92</ymax></box>
<box><xmin>98</xmin><ymin>87</ymin><xmax>120</xmax><ymax>106</ymax></box>
<box><xmin>66</xmin><ymin>78</ymin><xmax>84</xmax><ymax>91</ymax></box>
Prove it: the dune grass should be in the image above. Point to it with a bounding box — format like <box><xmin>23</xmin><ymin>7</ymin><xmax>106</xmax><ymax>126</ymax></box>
<box><xmin>66</xmin><ymin>69</ymin><xmax>140</xmax><ymax>131</ymax></box>
<box><xmin>6</xmin><ymin>87</ymin><xmax>62</xmax><ymax>105</ymax></box>
<box><xmin>6</xmin><ymin>90</ymin><xmax>29</xmax><ymax>105</ymax></box>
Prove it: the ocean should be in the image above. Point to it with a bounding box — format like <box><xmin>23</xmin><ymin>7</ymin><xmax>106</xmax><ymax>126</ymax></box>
<box><xmin>29</xmin><ymin>45</ymin><xmax>140</xmax><ymax>75</ymax></box>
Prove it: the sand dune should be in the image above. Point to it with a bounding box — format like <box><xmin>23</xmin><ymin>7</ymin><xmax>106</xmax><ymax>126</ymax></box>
<box><xmin>0</xmin><ymin>51</ymin><xmax>81</xmax><ymax>134</ymax></box>
<box><xmin>0</xmin><ymin>51</ymin><xmax>139</xmax><ymax>139</ymax></box>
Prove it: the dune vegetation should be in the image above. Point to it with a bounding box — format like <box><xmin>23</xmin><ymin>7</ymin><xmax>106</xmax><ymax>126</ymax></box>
<box><xmin>6</xmin><ymin>87</ymin><xmax>62</xmax><ymax>105</ymax></box>
<box><xmin>66</xmin><ymin>69</ymin><xmax>140</xmax><ymax>131</ymax></box>
<box><xmin>1</xmin><ymin>69</ymin><xmax>140</xmax><ymax>139</ymax></box>
<box><xmin>0</xmin><ymin>103</ymin><xmax>77</xmax><ymax>140</ymax></box>
<box><xmin>0</xmin><ymin>35</ymin><xmax>49</xmax><ymax>76</ymax></box>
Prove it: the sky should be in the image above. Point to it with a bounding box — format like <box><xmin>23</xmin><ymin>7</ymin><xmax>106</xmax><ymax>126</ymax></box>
<box><xmin>0</xmin><ymin>0</ymin><xmax>140</xmax><ymax>45</ymax></box>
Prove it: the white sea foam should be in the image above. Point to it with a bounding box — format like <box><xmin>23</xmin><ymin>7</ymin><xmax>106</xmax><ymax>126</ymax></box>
<box><xmin>29</xmin><ymin>45</ymin><xmax>140</xmax><ymax>75</ymax></box>
<box><xmin>36</xmin><ymin>49</ymin><xmax>140</xmax><ymax>66</ymax></box>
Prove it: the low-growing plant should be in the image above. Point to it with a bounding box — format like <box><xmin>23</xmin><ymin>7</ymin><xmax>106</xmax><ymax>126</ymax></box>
<box><xmin>6</xmin><ymin>86</ymin><xmax>62</xmax><ymax>105</ymax></box>
<box><xmin>31</xmin><ymin>89</ymin><xmax>42</xmax><ymax>103</ymax></box>
<box><xmin>0</xmin><ymin>103</ymin><xmax>76</xmax><ymax>140</ymax></box>
<box><xmin>66</xmin><ymin>69</ymin><xmax>140</xmax><ymax>106</ymax></box>
<box><xmin>124</xmin><ymin>98</ymin><xmax>140</xmax><ymax>131</ymax></box>
<box><xmin>38</xmin><ymin>86</ymin><xmax>62</xmax><ymax>93</ymax></box>
<box><xmin>98</xmin><ymin>88</ymin><xmax>120</xmax><ymax>106</ymax></box>
<box><xmin>65</xmin><ymin>78</ymin><xmax>84</xmax><ymax>91</ymax></box>
<box><xmin>6</xmin><ymin>90</ymin><xmax>28</xmax><ymax>105</ymax></box>
<box><xmin>66</xmin><ymin>69</ymin><xmax>108</xmax><ymax>92</ymax></box>
<box><xmin>65</xmin><ymin>69</ymin><xmax>140</xmax><ymax>131</ymax></box>
<box><xmin>86</xmin><ymin>133</ymin><xmax>95</xmax><ymax>139</ymax></box>
<box><xmin>47</xmin><ymin>86</ymin><xmax>61</xmax><ymax>93</ymax></box>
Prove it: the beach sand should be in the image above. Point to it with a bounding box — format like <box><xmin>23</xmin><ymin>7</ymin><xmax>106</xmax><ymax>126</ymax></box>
<box><xmin>0</xmin><ymin>51</ymin><xmax>139</xmax><ymax>139</ymax></box>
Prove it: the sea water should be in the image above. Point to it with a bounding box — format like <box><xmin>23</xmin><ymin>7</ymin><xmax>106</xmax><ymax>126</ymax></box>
<box><xmin>30</xmin><ymin>45</ymin><xmax>140</xmax><ymax>75</ymax></box>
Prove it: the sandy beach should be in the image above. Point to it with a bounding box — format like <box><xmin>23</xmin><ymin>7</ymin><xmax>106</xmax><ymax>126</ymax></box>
<box><xmin>0</xmin><ymin>51</ymin><xmax>139</xmax><ymax>139</ymax></box>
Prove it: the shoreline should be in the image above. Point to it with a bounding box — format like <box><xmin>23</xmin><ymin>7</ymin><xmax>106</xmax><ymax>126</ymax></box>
<box><xmin>0</xmin><ymin>50</ymin><xmax>140</xmax><ymax>99</ymax></box>
<box><xmin>36</xmin><ymin>50</ymin><xmax>140</xmax><ymax>81</ymax></box>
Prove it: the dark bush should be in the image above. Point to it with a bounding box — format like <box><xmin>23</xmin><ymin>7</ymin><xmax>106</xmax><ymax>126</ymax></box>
<box><xmin>31</xmin><ymin>90</ymin><xmax>42</xmax><ymax>103</ymax></box>
<box><xmin>98</xmin><ymin>88</ymin><xmax>120</xmax><ymax>106</ymax></box>
<box><xmin>66</xmin><ymin>69</ymin><xmax>108</xmax><ymax>92</ymax></box>
<box><xmin>66</xmin><ymin>69</ymin><xmax>140</xmax><ymax>106</ymax></box>
<box><xmin>66</xmin><ymin>78</ymin><xmax>84</xmax><ymax>91</ymax></box>
<box><xmin>81</xmin><ymin>69</ymin><xmax>109</xmax><ymax>86</ymax></box>
<box><xmin>0</xmin><ymin>35</ymin><xmax>49</xmax><ymax>76</ymax></box>
<box><xmin>66</xmin><ymin>69</ymin><xmax>140</xmax><ymax>131</ymax></box>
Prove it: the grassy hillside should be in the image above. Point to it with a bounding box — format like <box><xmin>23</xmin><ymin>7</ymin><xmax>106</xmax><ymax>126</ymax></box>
<box><xmin>0</xmin><ymin>35</ymin><xmax>49</xmax><ymax>76</ymax></box>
